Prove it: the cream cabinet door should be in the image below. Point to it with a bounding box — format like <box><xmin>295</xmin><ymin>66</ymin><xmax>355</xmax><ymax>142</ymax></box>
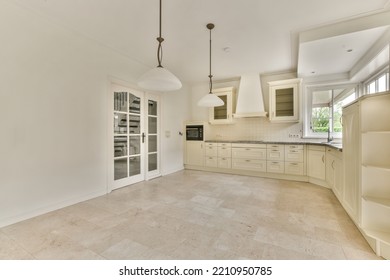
<box><xmin>307</xmin><ymin>148</ymin><xmax>325</xmax><ymax>180</ymax></box>
<box><xmin>185</xmin><ymin>141</ymin><xmax>204</xmax><ymax>166</ymax></box>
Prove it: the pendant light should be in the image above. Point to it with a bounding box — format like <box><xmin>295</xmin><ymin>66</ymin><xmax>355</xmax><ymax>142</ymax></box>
<box><xmin>197</xmin><ymin>23</ymin><xmax>224</xmax><ymax>107</ymax></box>
<box><xmin>138</xmin><ymin>0</ymin><xmax>182</xmax><ymax>92</ymax></box>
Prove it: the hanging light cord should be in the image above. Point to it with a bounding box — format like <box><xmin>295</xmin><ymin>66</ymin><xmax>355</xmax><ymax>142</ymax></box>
<box><xmin>157</xmin><ymin>0</ymin><xmax>164</xmax><ymax>68</ymax></box>
<box><xmin>207</xmin><ymin>23</ymin><xmax>214</xmax><ymax>94</ymax></box>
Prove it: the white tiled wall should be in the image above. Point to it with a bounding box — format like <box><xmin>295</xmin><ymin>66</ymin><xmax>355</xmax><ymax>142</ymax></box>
<box><xmin>207</xmin><ymin>118</ymin><xmax>304</xmax><ymax>142</ymax></box>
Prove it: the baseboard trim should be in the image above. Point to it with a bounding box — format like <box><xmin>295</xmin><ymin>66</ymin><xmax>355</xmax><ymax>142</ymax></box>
<box><xmin>0</xmin><ymin>190</ymin><xmax>107</xmax><ymax>228</ymax></box>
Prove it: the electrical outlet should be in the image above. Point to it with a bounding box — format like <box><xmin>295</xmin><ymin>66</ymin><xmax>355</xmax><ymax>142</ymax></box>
<box><xmin>288</xmin><ymin>133</ymin><xmax>300</xmax><ymax>138</ymax></box>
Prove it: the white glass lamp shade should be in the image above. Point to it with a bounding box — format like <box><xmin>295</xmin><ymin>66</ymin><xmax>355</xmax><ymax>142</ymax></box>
<box><xmin>138</xmin><ymin>66</ymin><xmax>182</xmax><ymax>92</ymax></box>
<box><xmin>197</xmin><ymin>93</ymin><xmax>224</xmax><ymax>107</ymax></box>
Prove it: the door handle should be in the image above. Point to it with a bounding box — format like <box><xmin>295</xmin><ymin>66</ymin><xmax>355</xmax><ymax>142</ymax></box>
<box><xmin>142</xmin><ymin>132</ymin><xmax>145</xmax><ymax>143</ymax></box>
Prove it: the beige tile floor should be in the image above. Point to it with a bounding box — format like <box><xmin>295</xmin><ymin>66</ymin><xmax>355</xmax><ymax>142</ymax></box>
<box><xmin>0</xmin><ymin>170</ymin><xmax>382</xmax><ymax>260</ymax></box>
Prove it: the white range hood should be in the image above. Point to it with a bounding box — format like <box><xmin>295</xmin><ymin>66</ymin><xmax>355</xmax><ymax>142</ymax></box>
<box><xmin>234</xmin><ymin>74</ymin><xmax>268</xmax><ymax>118</ymax></box>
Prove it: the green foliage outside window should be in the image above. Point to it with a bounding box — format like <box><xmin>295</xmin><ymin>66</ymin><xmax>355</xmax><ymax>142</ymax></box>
<box><xmin>311</xmin><ymin>107</ymin><xmax>329</xmax><ymax>132</ymax></box>
<box><xmin>311</xmin><ymin>105</ymin><xmax>342</xmax><ymax>133</ymax></box>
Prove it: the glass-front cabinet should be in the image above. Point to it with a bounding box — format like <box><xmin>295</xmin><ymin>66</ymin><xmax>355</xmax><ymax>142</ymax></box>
<box><xmin>268</xmin><ymin>78</ymin><xmax>302</xmax><ymax>122</ymax></box>
<box><xmin>209</xmin><ymin>87</ymin><xmax>236</xmax><ymax>124</ymax></box>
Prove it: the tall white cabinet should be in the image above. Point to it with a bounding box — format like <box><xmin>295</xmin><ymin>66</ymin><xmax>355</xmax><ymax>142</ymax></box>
<box><xmin>343</xmin><ymin>92</ymin><xmax>390</xmax><ymax>259</ymax></box>
<box><xmin>342</xmin><ymin>103</ymin><xmax>361</xmax><ymax>223</ymax></box>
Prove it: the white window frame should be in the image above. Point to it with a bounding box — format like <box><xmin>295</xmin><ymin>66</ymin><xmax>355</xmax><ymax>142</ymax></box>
<box><xmin>303</xmin><ymin>83</ymin><xmax>358</xmax><ymax>139</ymax></box>
<box><xmin>364</xmin><ymin>66</ymin><xmax>389</xmax><ymax>95</ymax></box>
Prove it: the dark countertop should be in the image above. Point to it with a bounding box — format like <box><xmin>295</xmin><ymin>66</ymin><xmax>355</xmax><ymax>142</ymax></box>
<box><xmin>205</xmin><ymin>139</ymin><xmax>342</xmax><ymax>151</ymax></box>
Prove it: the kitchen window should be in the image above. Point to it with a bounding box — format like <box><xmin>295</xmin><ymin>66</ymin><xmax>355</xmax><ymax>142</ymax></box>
<box><xmin>365</xmin><ymin>68</ymin><xmax>389</xmax><ymax>94</ymax></box>
<box><xmin>304</xmin><ymin>84</ymin><xmax>357</xmax><ymax>139</ymax></box>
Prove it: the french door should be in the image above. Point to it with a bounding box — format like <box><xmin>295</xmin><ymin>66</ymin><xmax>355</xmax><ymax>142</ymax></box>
<box><xmin>110</xmin><ymin>83</ymin><xmax>160</xmax><ymax>190</ymax></box>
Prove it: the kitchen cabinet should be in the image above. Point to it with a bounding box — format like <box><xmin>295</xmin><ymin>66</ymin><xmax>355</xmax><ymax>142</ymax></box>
<box><xmin>285</xmin><ymin>145</ymin><xmax>305</xmax><ymax>175</ymax></box>
<box><xmin>307</xmin><ymin>145</ymin><xmax>325</xmax><ymax>181</ymax></box>
<box><xmin>205</xmin><ymin>142</ymin><xmax>232</xmax><ymax>168</ymax></box>
<box><xmin>185</xmin><ymin>141</ymin><xmax>204</xmax><ymax>166</ymax></box>
<box><xmin>342</xmin><ymin>103</ymin><xmax>360</xmax><ymax>223</ymax></box>
<box><xmin>268</xmin><ymin>78</ymin><xmax>302</xmax><ymax>123</ymax></box>
<box><xmin>205</xmin><ymin>143</ymin><xmax>218</xmax><ymax>167</ymax></box>
<box><xmin>266</xmin><ymin>144</ymin><xmax>285</xmax><ymax>173</ymax></box>
<box><xmin>209</xmin><ymin>87</ymin><xmax>236</xmax><ymax>124</ymax></box>
<box><xmin>358</xmin><ymin>92</ymin><xmax>390</xmax><ymax>259</ymax></box>
<box><xmin>232</xmin><ymin>143</ymin><xmax>266</xmax><ymax>172</ymax></box>
<box><xmin>326</xmin><ymin>147</ymin><xmax>343</xmax><ymax>200</ymax></box>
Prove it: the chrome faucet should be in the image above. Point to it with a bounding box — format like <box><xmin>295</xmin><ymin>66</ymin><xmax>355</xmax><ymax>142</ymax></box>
<box><xmin>327</xmin><ymin>126</ymin><xmax>333</xmax><ymax>143</ymax></box>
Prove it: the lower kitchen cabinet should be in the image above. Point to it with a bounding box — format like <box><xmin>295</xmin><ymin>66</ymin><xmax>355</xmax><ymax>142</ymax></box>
<box><xmin>326</xmin><ymin>147</ymin><xmax>344</xmax><ymax>200</ymax></box>
<box><xmin>266</xmin><ymin>144</ymin><xmax>285</xmax><ymax>173</ymax></box>
<box><xmin>285</xmin><ymin>162</ymin><xmax>304</xmax><ymax>175</ymax></box>
<box><xmin>231</xmin><ymin>143</ymin><xmax>266</xmax><ymax>172</ymax></box>
<box><xmin>205</xmin><ymin>142</ymin><xmax>232</xmax><ymax>168</ymax></box>
<box><xmin>185</xmin><ymin>141</ymin><xmax>204</xmax><ymax>166</ymax></box>
<box><xmin>232</xmin><ymin>158</ymin><xmax>266</xmax><ymax>172</ymax></box>
<box><xmin>267</xmin><ymin>161</ymin><xmax>284</xmax><ymax>173</ymax></box>
<box><xmin>285</xmin><ymin>144</ymin><xmax>305</xmax><ymax>175</ymax></box>
<box><xmin>307</xmin><ymin>145</ymin><xmax>326</xmax><ymax>181</ymax></box>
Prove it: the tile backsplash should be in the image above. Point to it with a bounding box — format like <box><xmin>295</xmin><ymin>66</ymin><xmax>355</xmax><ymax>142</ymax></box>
<box><xmin>207</xmin><ymin>118</ymin><xmax>304</xmax><ymax>142</ymax></box>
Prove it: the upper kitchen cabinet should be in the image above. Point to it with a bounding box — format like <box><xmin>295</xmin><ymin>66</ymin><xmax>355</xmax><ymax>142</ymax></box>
<box><xmin>209</xmin><ymin>87</ymin><xmax>236</xmax><ymax>124</ymax></box>
<box><xmin>268</xmin><ymin>78</ymin><xmax>302</xmax><ymax>123</ymax></box>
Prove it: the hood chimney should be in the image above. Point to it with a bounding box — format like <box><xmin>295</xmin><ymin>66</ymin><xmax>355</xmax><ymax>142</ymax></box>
<box><xmin>234</xmin><ymin>74</ymin><xmax>267</xmax><ymax>118</ymax></box>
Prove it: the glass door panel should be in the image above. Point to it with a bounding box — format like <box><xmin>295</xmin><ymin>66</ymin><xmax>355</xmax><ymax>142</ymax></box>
<box><xmin>147</xmin><ymin>97</ymin><xmax>159</xmax><ymax>175</ymax></box>
<box><xmin>129</xmin><ymin>157</ymin><xmax>141</xmax><ymax>177</ymax></box>
<box><xmin>114</xmin><ymin>113</ymin><xmax>127</xmax><ymax>134</ymax></box>
<box><xmin>112</xmin><ymin>85</ymin><xmax>145</xmax><ymax>190</ymax></box>
<box><xmin>114</xmin><ymin>92</ymin><xmax>127</xmax><ymax>112</ymax></box>
<box><xmin>148</xmin><ymin>154</ymin><xmax>157</xmax><ymax>172</ymax></box>
<box><xmin>275</xmin><ymin>88</ymin><xmax>294</xmax><ymax>117</ymax></box>
<box><xmin>114</xmin><ymin>158</ymin><xmax>127</xmax><ymax>180</ymax></box>
<box><xmin>214</xmin><ymin>95</ymin><xmax>227</xmax><ymax>119</ymax></box>
<box><xmin>114</xmin><ymin>136</ymin><xmax>127</xmax><ymax>157</ymax></box>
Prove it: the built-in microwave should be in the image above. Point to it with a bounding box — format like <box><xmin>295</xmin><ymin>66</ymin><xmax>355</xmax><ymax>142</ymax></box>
<box><xmin>186</xmin><ymin>125</ymin><xmax>204</xmax><ymax>141</ymax></box>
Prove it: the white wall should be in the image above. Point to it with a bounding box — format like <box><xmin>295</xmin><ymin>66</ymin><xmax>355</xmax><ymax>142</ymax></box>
<box><xmin>160</xmin><ymin>85</ymin><xmax>191</xmax><ymax>175</ymax></box>
<box><xmin>0</xmin><ymin>2</ymin><xmax>190</xmax><ymax>227</ymax></box>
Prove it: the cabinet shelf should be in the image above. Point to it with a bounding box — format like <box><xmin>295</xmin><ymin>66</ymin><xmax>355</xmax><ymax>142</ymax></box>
<box><xmin>362</xmin><ymin>164</ymin><xmax>390</xmax><ymax>171</ymax></box>
<box><xmin>362</xmin><ymin>131</ymin><xmax>390</xmax><ymax>134</ymax></box>
<box><xmin>363</xmin><ymin>196</ymin><xmax>390</xmax><ymax>209</ymax></box>
<box><xmin>363</xmin><ymin>228</ymin><xmax>390</xmax><ymax>246</ymax></box>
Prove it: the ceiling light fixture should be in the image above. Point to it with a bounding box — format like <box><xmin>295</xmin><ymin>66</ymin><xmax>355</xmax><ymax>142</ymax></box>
<box><xmin>137</xmin><ymin>0</ymin><xmax>182</xmax><ymax>92</ymax></box>
<box><xmin>197</xmin><ymin>23</ymin><xmax>224</xmax><ymax>107</ymax></box>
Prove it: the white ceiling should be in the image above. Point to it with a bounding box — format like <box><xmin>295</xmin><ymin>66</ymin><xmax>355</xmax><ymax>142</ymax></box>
<box><xmin>11</xmin><ymin>0</ymin><xmax>390</xmax><ymax>84</ymax></box>
<box><xmin>298</xmin><ymin>26</ymin><xmax>389</xmax><ymax>78</ymax></box>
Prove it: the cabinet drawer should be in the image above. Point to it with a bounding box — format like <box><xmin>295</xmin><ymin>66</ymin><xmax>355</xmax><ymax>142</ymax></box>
<box><xmin>267</xmin><ymin>147</ymin><xmax>285</xmax><ymax>161</ymax></box>
<box><xmin>205</xmin><ymin>156</ymin><xmax>218</xmax><ymax>167</ymax></box>
<box><xmin>232</xmin><ymin>147</ymin><xmax>266</xmax><ymax>159</ymax></box>
<box><xmin>218</xmin><ymin>146</ymin><xmax>232</xmax><ymax>157</ymax></box>
<box><xmin>205</xmin><ymin>145</ymin><xmax>218</xmax><ymax>157</ymax></box>
<box><xmin>285</xmin><ymin>149</ymin><xmax>304</xmax><ymax>162</ymax></box>
<box><xmin>232</xmin><ymin>159</ymin><xmax>266</xmax><ymax>172</ymax></box>
<box><xmin>285</xmin><ymin>162</ymin><xmax>304</xmax><ymax>175</ymax></box>
<box><xmin>286</xmin><ymin>144</ymin><xmax>304</xmax><ymax>150</ymax></box>
<box><xmin>217</xmin><ymin>143</ymin><xmax>231</xmax><ymax>148</ymax></box>
<box><xmin>231</xmin><ymin>143</ymin><xmax>267</xmax><ymax>149</ymax></box>
<box><xmin>266</xmin><ymin>144</ymin><xmax>284</xmax><ymax>149</ymax></box>
<box><xmin>267</xmin><ymin>161</ymin><xmax>285</xmax><ymax>173</ymax></box>
<box><xmin>218</xmin><ymin>157</ymin><xmax>231</xmax><ymax>169</ymax></box>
